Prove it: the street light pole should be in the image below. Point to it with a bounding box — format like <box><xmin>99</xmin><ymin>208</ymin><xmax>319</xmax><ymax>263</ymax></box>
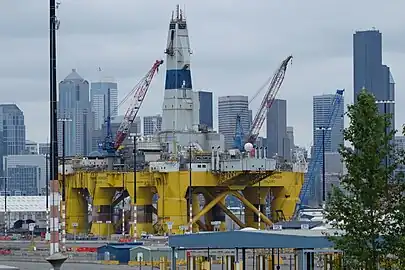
<box><xmin>45</xmin><ymin>152</ymin><xmax>49</xmax><ymax>239</ymax></box>
<box><xmin>132</xmin><ymin>135</ymin><xmax>137</xmax><ymax>241</ymax></box>
<box><xmin>322</xmin><ymin>129</ymin><xmax>326</xmax><ymax>203</ymax></box>
<box><xmin>188</xmin><ymin>143</ymin><xmax>192</xmax><ymax>233</ymax></box>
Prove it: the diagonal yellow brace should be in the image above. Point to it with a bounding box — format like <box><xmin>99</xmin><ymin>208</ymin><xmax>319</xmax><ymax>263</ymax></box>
<box><xmin>230</xmin><ymin>191</ymin><xmax>273</xmax><ymax>226</ymax></box>
<box><xmin>202</xmin><ymin>189</ymin><xmax>246</xmax><ymax>229</ymax></box>
<box><xmin>189</xmin><ymin>191</ymin><xmax>229</xmax><ymax>226</ymax></box>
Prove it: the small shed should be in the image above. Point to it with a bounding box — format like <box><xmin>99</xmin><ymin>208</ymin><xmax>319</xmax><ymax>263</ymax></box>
<box><xmin>97</xmin><ymin>242</ymin><xmax>143</xmax><ymax>264</ymax></box>
<box><xmin>130</xmin><ymin>246</ymin><xmax>186</xmax><ymax>262</ymax></box>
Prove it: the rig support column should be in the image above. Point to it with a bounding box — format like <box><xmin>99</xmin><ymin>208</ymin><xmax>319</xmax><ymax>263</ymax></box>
<box><xmin>90</xmin><ymin>188</ymin><xmax>115</xmax><ymax>236</ymax></box>
<box><xmin>131</xmin><ymin>187</ymin><xmax>154</xmax><ymax>236</ymax></box>
<box><xmin>192</xmin><ymin>193</ymin><xmax>200</xmax><ymax>232</ymax></box>
<box><xmin>156</xmin><ymin>174</ymin><xmax>189</xmax><ymax>234</ymax></box>
<box><xmin>242</xmin><ymin>187</ymin><xmax>268</xmax><ymax>229</ymax></box>
<box><xmin>65</xmin><ymin>188</ymin><xmax>88</xmax><ymax>234</ymax></box>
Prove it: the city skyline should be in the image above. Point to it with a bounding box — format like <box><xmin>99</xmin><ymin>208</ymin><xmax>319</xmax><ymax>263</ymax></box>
<box><xmin>1</xmin><ymin>1</ymin><xmax>404</xmax><ymax>147</ymax></box>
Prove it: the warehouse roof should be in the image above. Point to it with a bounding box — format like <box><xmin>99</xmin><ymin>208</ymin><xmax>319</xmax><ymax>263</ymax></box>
<box><xmin>0</xmin><ymin>196</ymin><xmax>48</xmax><ymax>213</ymax></box>
<box><xmin>132</xmin><ymin>246</ymin><xmax>171</xmax><ymax>251</ymax></box>
<box><xmin>169</xmin><ymin>229</ymin><xmax>337</xmax><ymax>249</ymax></box>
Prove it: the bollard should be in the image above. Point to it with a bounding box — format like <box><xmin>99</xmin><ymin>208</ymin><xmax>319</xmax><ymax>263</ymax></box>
<box><xmin>46</xmin><ymin>252</ymin><xmax>68</xmax><ymax>270</ymax></box>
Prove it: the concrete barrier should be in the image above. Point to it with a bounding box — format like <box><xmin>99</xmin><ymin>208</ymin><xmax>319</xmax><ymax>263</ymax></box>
<box><xmin>101</xmin><ymin>260</ymin><xmax>119</xmax><ymax>265</ymax></box>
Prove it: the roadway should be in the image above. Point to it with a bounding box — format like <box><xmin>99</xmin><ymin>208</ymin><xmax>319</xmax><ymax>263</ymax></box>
<box><xmin>0</xmin><ymin>239</ymin><xmax>167</xmax><ymax>250</ymax></box>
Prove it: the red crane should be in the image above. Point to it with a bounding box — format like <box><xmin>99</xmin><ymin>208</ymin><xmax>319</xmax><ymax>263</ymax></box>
<box><xmin>114</xmin><ymin>60</ymin><xmax>164</xmax><ymax>149</ymax></box>
<box><xmin>247</xmin><ymin>55</ymin><xmax>293</xmax><ymax>144</ymax></box>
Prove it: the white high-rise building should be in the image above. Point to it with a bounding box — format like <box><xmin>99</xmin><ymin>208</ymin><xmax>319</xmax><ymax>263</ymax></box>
<box><xmin>90</xmin><ymin>80</ymin><xmax>118</xmax><ymax>130</ymax></box>
<box><xmin>218</xmin><ymin>95</ymin><xmax>250</xmax><ymax>150</ymax></box>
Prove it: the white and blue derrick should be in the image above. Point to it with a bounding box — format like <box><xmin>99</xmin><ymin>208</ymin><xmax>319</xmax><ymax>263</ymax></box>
<box><xmin>165</xmin><ymin>69</ymin><xmax>192</xmax><ymax>90</ymax></box>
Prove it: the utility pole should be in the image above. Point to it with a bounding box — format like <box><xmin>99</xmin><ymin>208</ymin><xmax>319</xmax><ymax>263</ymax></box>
<box><xmin>47</xmin><ymin>1</ymin><xmax>68</xmax><ymax>268</ymax></box>
<box><xmin>49</xmin><ymin>0</ymin><xmax>59</xmax><ymax>256</ymax></box>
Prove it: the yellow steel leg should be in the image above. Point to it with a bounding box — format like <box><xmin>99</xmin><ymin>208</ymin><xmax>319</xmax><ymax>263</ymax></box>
<box><xmin>192</xmin><ymin>194</ymin><xmax>200</xmax><ymax>232</ymax></box>
<box><xmin>156</xmin><ymin>174</ymin><xmax>189</xmax><ymax>234</ymax></box>
<box><xmin>90</xmin><ymin>187</ymin><xmax>116</xmax><ymax>236</ymax></box>
<box><xmin>204</xmin><ymin>197</ymin><xmax>213</xmax><ymax>231</ymax></box>
<box><xmin>242</xmin><ymin>187</ymin><xmax>269</xmax><ymax>229</ymax></box>
<box><xmin>201</xmin><ymin>189</ymin><xmax>245</xmax><ymax>229</ymax></box>
<box><xmin>130</xmin><ymin>187</ymin><xmax>154</xmax><ymax>236</ymax></box>
<box><xmin>231</xmin><ymin>191</ymin><xmax>272</xmax><ymax>227</ymax></box>
<box><xmin>271</xmin><ymin>172</ymin><xmax>303</xmax><ymax>221</ymax></box>
<box><xmin>190</xmin><ymin>191</ymin><xmax>229</xmax><ymax>226</ymax></box>
<box><xmin>65</xmin><ymin>188</ymin><xmax>88</xmax><ymax>234</ymax></box>
<box><xmin>271</xmin><ymin>186</ymin><xmax>298</xmax><ymax>221</ymax></box>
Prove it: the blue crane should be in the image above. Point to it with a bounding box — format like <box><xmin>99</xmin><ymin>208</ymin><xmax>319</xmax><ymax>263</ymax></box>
<box><xmin>233</xmin><ymin>114</ymin><xmax>245</xmax><ymax>151</ymax></box>
<box><xmin>102</xmin><ymin>88</ymin><xmax>115</xmax><ymax>155</ymax></box>
<box><xmin>295</xmin><ymin>89</ymin><xmax>344</xmax><ymax>212</ymax></box>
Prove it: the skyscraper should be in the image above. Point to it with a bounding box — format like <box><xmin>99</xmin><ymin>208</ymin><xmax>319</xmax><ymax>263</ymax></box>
<box><xmin>0</xmin><ymin>104</ymin><xmax>26</xmax><ymax>177</ymax></box>
<box><xmin>143</xmin><ymin>115</ymin><xmax>162</xmax><ymax>136</ymax></box>
<box><xmin>58</xmin><ymin>69</ymin><xmax>93</xmax><ymax>156</ymax></box>
<box><xmin>312</xmin><ymin>94</ymin><xmax>344</xmax><ymax>153</ymax></box>
<box><xmin>218</xmin><ymin>95</ymin><xmax>249</xmax><ymax>150</ymax></box>
<box><xmin>266</xmin><ymin>99</ymin><xmax>290</xmax><ymax>160</ymax></box>
<box><xmin>90</xmin><ymin>80</ymin><xmax>118</xmax><ymax>130</ymax></box>
<box><xmin>3</xmin><ymin>155</ymin><xmax>46</xmax><ymax>196</ymax></box>
<box><xmin>353</xmin><ymin>29</ymin><xmax>394</xmax><ymax>130</ymax></box>
<box><xmin>286</xmin><ymin>126</ymin><xmax>295</xmax><ymax>156</ymax></box>
<box><xmin>248</xmin><ymin>109</ymin><xmax>253</xmax><ymax>131</ymax></box>
<box><xmin>198</xmin><ymin>91</ymin><xmax>213</xmax><ymax>129</ymax></box>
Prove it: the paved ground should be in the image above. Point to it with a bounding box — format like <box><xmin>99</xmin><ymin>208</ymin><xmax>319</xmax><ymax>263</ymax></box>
<box><xmin>0</xmin><ymin>261</ymin><xmax>148</xmax><ymax>269</ymax></box>
<box><xmin>0</xmin><ymin>239</ymin><xmax>166</xmax><ymax>250</ymax></box>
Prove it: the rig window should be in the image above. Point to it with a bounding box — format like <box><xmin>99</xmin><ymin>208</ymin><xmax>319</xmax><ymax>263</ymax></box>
<box><xmin>178</xmin><ymin>23</ymin><xmax>186</xmax><ymax>29</ymax></box>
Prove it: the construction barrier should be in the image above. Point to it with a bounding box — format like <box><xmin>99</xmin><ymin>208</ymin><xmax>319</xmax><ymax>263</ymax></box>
<box><xmin>101</xmin><ymin>260</ymin><xmax>120</xmax><ymax>265</ymax></box>
<box><xmin>127</xmin><ymin>259</ymin><xmax>186</xmax><ymax>267</ymax></box>
<box><xmin>75</xmin><ymin>247</ymin><xmax>97</xmax><ymax>253</ymax></box>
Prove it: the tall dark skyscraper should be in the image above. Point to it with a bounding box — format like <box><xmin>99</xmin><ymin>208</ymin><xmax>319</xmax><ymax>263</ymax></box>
<box><xmin>353</xmin><ymin>29</ymin><xmax>395</xmax><ymax>130</ymax></box>
<box><xmin>58</xmin><ymin>69</ymin><xmax>93</xmax><ymax>156</ymax></box>
<box><xmin>266</xmin><ymin>99</ymin><xmax>290</xmax><ymax>160</ymax></box>
<box><xmin>198</xmin><ymin>91</ymin><xmax>213</xmax><ymax>129</ymax></box>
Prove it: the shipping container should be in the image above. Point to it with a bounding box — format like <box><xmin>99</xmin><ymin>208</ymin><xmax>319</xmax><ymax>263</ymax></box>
<box><xmin>97</xmin><ymin>242</ymin><xmax>143</xmax><ymax>264</ymax></box>
<box><xmin>130</xmin><ymin>246</ymin><xmax>185</xmax><ymax>262</ymax></box>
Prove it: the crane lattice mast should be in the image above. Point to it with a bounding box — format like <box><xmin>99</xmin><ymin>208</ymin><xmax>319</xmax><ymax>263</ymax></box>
<box><xmin>113</xmin><ymin>60</ymin><xmax>164</xmax><ymax>150</ymax></box>
<box><xmin>247</xmin><ymin>55</ymin><xmax>293</xmax><ymax>144</ymax></box>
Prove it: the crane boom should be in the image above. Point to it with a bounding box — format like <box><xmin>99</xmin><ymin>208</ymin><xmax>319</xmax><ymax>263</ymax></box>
<box><xmin>114</xmin><ymin>60</ymin><xmax>164</xmax><ymax>149</ymax></box>
<box><xmin>247</xmin><ymin>55</ymin><xmax>293</xmax><ymax>144</ymax></box>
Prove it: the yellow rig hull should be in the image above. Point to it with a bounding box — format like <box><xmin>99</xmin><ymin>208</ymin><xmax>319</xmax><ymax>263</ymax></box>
<box><xmin>61</xmin><ymin>170</ymin><xmax>303</xmax><ymax>236</ymax></box>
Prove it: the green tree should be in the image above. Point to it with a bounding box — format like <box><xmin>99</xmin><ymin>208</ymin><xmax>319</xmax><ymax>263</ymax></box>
<box><xmin>382</xmin><ymin>125</ymin><xmax>405</xmax><ymax>268</ymax></box>
<box><xmin>325</xmin><ymin>89</ymin><xmax>399</xmax><ymax>269</ymax></box>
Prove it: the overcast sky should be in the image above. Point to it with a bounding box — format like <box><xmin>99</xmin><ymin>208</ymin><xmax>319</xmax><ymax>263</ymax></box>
<box><xmin>1</xmin><ymin>0</ymin><xmax>404</xmax><ymax>147</ymax></box>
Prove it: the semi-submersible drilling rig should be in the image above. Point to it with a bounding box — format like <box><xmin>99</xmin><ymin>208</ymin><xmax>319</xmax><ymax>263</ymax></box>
<box><xmin>59</xmin><ymin>5</ymin><xmax>306</xmax><ymax>237</ymax></box>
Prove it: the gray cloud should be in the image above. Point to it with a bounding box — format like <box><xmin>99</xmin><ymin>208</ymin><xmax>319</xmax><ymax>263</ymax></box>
<box><xmin>1</xmin><ymin>0</ymin><xmax>405</xmax><ymax>146</ymax></box>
